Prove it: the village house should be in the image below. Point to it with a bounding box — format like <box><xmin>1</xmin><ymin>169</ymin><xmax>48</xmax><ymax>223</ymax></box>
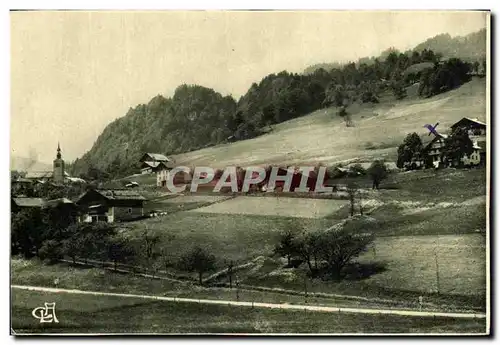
<box><xmin>421</xmin><ymin>117</ymin><xmax>487</xmax><ymax>168</ymax></box>
<box><xmin>138</xmin><ymin>152</ymin><xmax>174</xmax><ymax>187</ymax></box>
<box><xmin>76</xmin><ymin>189</ymin><xmax>146</xmax><ymax>223</ymax></box>
<box><xmin>451</xmin><ymin>117</ymin><xmax>487</xmax><ymax>137</ymax></box>
<box><xmin>422</xmin><ymin>132</ymin><xmax>448</xmax><ymax>168</ymax></box>
<box><xmin>450</xmin><ymin>117</ymin><xmax>487</xmax><ymax>167</ymax></box>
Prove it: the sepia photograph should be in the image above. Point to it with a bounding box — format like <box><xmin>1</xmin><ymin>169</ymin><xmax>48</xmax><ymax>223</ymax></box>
<box><xmin>9</xmin><ymin>9</ymin><xmax>490</xmax><ymax>335</ymax></box>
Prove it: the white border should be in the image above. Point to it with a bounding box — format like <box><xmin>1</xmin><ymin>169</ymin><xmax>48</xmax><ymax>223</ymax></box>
<box><xmin>2</xmin><ymin>2</ymin><xmax>498</xmax><ymax>344</ymax></box>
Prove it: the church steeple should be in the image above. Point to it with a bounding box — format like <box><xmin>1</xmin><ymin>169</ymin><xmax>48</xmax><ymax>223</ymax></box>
<box><xmin>53</xmin><ymin>142</ymin><xmax>65</xmax><ymax>183</ymax></box>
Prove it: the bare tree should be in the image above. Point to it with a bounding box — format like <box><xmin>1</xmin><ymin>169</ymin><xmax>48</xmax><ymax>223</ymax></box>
<box><xmin>227</xmin><ymin>260</ymin><xmax>234</xmax><ymax>289</ymax></box>
<box><xmin>346</xmin><ymin>183</ymin><xmax>358</xmax><ymax>217</ymax></box>
<box><xmin>141</xmin><ymin>227</ymin><xmax>161</xmax><ymax>275</ymax></box>
<box><xmin>274</xmin><ymin>230</ymin><xmax>298</xmax><ymax>267</ymax></box>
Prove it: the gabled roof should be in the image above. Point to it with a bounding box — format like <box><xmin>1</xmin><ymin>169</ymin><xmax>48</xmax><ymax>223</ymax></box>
<box><xmin>95</xmin><ymin>189</ymin><xmax>147</xmax><ymax>201</ymax></box>
<box><xmin>25</xmin><ymin>171</ymin><xmax>53</xmax><ymax>179</ymax></box>
<box><xmin>12</xmin><ymin>197</ymin><xmax>44</xmax><ymax>208</ymax></box>
<box><xmin>43</xmin><ymin>198</ymin><xmax>76</xmax><ymax>208</ymax></box>
<box><xmin>25</xmin><ymin>171</ymin><xmax>70</xmax><ymax>179</ymax></box>
<box><xmin>140</xmin><ymin>161</ymin><xmax>169</xmax><ymax>169</ymax></box>
<box><xmin>451</xmin><ymin>117</ymin><xmax>487</xmax><ymax>129</ymax></box>
<box><xmin>14</xmin><ymin>178</ymin><xmax>32</xmax><ymax>183</ymax></box>
<box><xmin>423</xmin><ymin>132</ymin><xmax>448</xmax><ymax>150</ymax></box>
<box><xmin>66</xmin><ymin>176</ymin><xmax>86</xmax><ymax>183</ymax></box>
<box><xmin>139</xmin><ymin>153</ymin><xmax>170</xmax><ymax>162</ymax></box>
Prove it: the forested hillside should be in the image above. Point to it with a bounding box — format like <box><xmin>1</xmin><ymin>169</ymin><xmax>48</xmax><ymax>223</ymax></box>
<box><xmin>71</xmin><ymin>29</ymin><xmax>486</xmax><ymax>179</ymax></box>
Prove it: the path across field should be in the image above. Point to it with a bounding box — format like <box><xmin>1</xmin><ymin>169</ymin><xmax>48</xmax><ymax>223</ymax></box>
<box><xmin>11</xmin><ymin>285</ymin><xmax>486</xmax><ymax>319</ymax></box>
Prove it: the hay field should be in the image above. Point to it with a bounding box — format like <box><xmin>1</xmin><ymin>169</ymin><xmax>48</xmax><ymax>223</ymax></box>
<box><xmin>171</xmin><ymin>79</ymin><xmax>486</xmax><ymax>169</ymax></box>
<box><xmin>361</xmin><ymin>234</ymin><xmax>486</xmax><ymax>296</ymax></box>
<box><xmin>189</xmin><ymin>196</ymin><xmax>347</xmax><ymax>218</ymax></box>
<box><xmin>161</xmin><ymin>195</ymin><xmax>232</xmax><ymax>204</ymax></box>
<box><xmin>12</xmin><ymin>289</ymin><xmax>486</xmax><ymax>334</ymax></box>
<box><xmin>235</xmin><ymin>234</ymin><xmax>485</xmax><ymax>305</ymax></box>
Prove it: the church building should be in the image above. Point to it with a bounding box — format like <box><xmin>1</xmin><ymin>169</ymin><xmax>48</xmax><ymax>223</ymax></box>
<box><xmin>25</xmin><ymin>143</ymin><xmax>71</xmax><ymax>183</ymax></box>
<box><xmin>53</xmin><ymin>143</ymin><xmax>65</xmax><ymax>183</ymax></box>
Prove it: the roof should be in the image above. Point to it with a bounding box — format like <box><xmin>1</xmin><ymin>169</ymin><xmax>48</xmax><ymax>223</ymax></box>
<box><xmin>25</xmin><ymin>171</ymin><xmax>53</xmax><ymax>179</ymax></box>
<box><xmin>95</xmin><ymin>189</ymin><xmax>147</xmax><ymax>201</ymax></box>
<box><xmin>43</xmin><ymin>198</ymin><xmax>76</xmax><ymax>208</ymax></box>
<box><xmin>451</xmin><ymin>117</ymin><xmax>487</xmax><ymax>129</ymax></box>
<box><xmin>25</xmin><ymin>171</ymin><xmax>70</xmax><ymax>179</ymax></box>
<box><xmin>422</xmin><ymin>132</ymin><xmax>448</xmax><ymax>150</ymax></box>
<box><xmin>12</xmin><ymin>197</ymin><xmax>44</xmax><ymax>208</ymax></box>
<box><xmin>14</xmin><ymin>178</ymin><xmax>32</xmax><ymax>183</ymax></box>
<box><xmin>139</xmin><ymin>153</ymin><xmax>170</xmax><ymax>162</ymax></box>
<box><xmin>140</xmin><ymin>161</ymin><xmax>169</xmax><ymax>169</ymax></box>
<box><xmin>66</xmin><ymin>177</ymin><xmax>86</xmax><ymax>183</ymax></box>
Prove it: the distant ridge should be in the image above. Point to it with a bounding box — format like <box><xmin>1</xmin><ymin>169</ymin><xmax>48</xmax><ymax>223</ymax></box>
<box><xmin>303</xmin><ymin>29</ymin><xmax>487</xmax><ymax>74</ymax></box>
<box><xmin>10</xmin><ymin>155</ymin><xmax>52</xmax><ymax>172</ymax></box>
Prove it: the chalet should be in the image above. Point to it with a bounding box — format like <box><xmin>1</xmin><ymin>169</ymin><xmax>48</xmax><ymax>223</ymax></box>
<box><xmin>422</xmin><ymin>132</ymin><xmax>448</xmax><ymax>168</ymax></box>
<box><xmin>450</xmin><ymin>117</ymin><xmax>487</xmax><ymax>167</ymax></box>
<box><xmin>138</xmin><ymin>152</ymin><xmax>175</xmax><ymax>187</ymax></box>
<box><xmin>450</xmin><ymin>117</ymin><xmax>487</xmax><ymax>137</ymax></box>
<box><xmin>139</xmin><ymin>153</ymin><xmax>171</xmax><ymax>173</ymax></box>
<box><xmin>76</xmin><ymin>189</ymin><xmax>146</xmax><ymax>223</ymax></box>
<box><xmin>420</xmin><ymin>118</ymin><xmax>487</xmax><ymax>168</ymax></box>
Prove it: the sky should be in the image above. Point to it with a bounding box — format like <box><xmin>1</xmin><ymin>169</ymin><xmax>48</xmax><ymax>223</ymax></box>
<box><xmin>10</xmin><ymin>10</ymin><xmax>487</xmax><ymax>164</ymax></box>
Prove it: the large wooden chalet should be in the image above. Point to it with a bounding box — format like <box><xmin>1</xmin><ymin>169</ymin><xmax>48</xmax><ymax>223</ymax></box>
<box><xmin>76</xmin><ymin>189</ymin><xmax>146</xmax><ymax>223</ymax></box>
<box><xmin>420</xmin><ymin>117</ymin><xmax>487</xmax><ymax>168</ymax></box>
<box><xmin>138</xmin><ymin>152</ymin><xmax>174</xmax><ymax>187</ymax></box>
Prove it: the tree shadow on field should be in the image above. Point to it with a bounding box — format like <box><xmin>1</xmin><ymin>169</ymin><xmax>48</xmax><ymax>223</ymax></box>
<box><xmin>341</xmin><ymin>261</ymin><xmax>388</xmax><ymax>281</ymax></box>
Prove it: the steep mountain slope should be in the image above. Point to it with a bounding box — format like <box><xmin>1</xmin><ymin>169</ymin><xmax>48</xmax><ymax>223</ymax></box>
<box><xmin>71</xmin><ymin>85</ymin><xmax>238</xmax><ymax>176</ymax></box>
<box><xmin>170</xmin><ymin>78</ymin><xmax>486</xmax><ymax>169</ymax></box>
<box><xmin>73</xmin><ymin>29</ymin><xmax>486</xmax><ymax>177</ymax></box>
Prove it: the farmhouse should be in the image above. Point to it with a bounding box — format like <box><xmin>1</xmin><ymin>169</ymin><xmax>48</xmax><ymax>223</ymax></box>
<box><xmin>422</xmin><ymin>133</ymin><xmax>448</xmax><ymax>168</ymax></box>
<box><xmin>76</xmin><ymin>189</ymin><xmax>146</xmax><ymax>223</ymax></box>
<box><xmin>139</xmin><ymin>153</ymin><xmax>171</xmax><ymax>172</ymax></box>
<box><xmin>419</xmin><ymin>117</ymin><xmax>487</xmax><ymax>168</ymax></box>
<box><xmin>451</xmin><ymin>117</ymin><xmax>486</xmax><ymax>137</ymax></box>
<box><xmin>138</xmin><ymin>152</ymin><xmax>175</xmax><ymax>187</ymax></box>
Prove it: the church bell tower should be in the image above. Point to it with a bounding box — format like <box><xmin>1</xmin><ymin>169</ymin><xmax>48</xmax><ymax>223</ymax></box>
<box><xmin>53</xmin><ymin>142</ymin><xmax>65</xmax><ymax>183</ymax></box>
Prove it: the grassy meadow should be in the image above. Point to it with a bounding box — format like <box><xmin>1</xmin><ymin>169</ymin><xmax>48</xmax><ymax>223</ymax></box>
<box><xmin>110</xmin><ymin>166</ymin><xmax>487</xmax><ymax>311</ymax></box>
<box><xmin>11</xmin><ymin>289</ymin><xmax>486</xmax><ymax>334</ymax></box>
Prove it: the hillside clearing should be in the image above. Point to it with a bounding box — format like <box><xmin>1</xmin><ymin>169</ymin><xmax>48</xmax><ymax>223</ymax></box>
<box><xmin>171</xmin><ymin>79</ymin><xmax>486</xmax><ymax>169</ymax></box>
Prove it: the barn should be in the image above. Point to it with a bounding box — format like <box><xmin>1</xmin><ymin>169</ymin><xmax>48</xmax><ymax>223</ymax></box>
<box><xmin>76</xmin><ymin>189</ymin><xmax>146</xmax><ymax>223</ymax></box>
